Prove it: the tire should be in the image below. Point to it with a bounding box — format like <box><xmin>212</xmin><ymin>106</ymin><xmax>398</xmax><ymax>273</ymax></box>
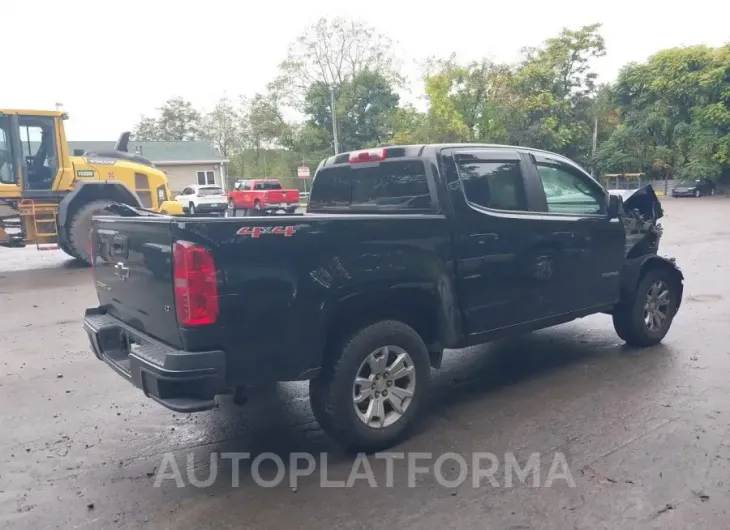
<box><xmin>59</xmin><ymin>240</ymin><xmax>79</xmax><ymax>260</ymax></box>
<box><xmin>309</xmin><ymin>320</ymin><xmax>431</xmax><ymax>452</ymax></box>
<box><xmin>67</xmin><ymin>199</ymin><xmax>114</xmax><ymax>265</ymax></box>
<box><xmin>286</xmin><ymin>207</ymin><xmax>297</xmax><ymax>214</ymax></box>
<box><xmin>695</xmin><ymin>189</ymin><xmax>701</xmax><ymax>198</ymax></box>
<box><xmin>710</xmin><ymin>188</ymin><xmax>715</xmax><ymax>196</ymax></box>
<box><xmin>227</xmin><ymin>199</ymin><xmax>236</xmax><ymax>217</ymax></box>
<box><xmin>253</xmin><ymin>201</ymin><xmax>262</xmax><ymax>215</ymax></box>
<box><xmin>189</xmin><ymin>203</ymin><xmax>196</xmax><ymax>215</ymax></box>
<box><xmin>612</xmin><ymin>268</ymin><xmax>679</xmax><ymax>347</ymax></box>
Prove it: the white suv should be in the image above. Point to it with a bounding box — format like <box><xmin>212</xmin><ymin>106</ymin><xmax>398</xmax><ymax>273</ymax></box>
<box><xmin>175</xmin><ymin>185</ymin><xmax>228</xmax><ymax>215</ymax></box>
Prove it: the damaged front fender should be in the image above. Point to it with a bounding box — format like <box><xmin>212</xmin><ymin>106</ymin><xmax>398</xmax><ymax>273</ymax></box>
<box><xmin>609</xmin><ymin>185</ymin><xmax>664</xmax><ymax>258</ymax></box>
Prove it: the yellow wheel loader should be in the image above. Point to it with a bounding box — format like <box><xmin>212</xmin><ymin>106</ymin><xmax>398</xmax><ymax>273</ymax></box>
<box><xmin>0</xmin><ymin>109</ymin><xmax>183</xmax><ymax>264</ymax></box>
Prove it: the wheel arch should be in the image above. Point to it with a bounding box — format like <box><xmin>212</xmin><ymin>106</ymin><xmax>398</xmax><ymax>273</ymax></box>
<box><xmin>58</xmin><ymin>181</ymin><xmax>142</xmax><ymax>231</ymax></box>
<box><xmin>322</xmin><ymin>285</ymin><xmax>460</xmax><ymax>370</ymax></box>
<box><xmin>621</xmin><ymin>255</ymin><xmax>684</xmax><ymax>311</ymax></box>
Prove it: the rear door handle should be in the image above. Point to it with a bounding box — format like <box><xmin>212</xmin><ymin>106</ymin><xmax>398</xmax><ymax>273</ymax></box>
<box><xmin>472</xmin><ymin>233</ymin><xmax>499</xmax><ymax>244</ymax></box>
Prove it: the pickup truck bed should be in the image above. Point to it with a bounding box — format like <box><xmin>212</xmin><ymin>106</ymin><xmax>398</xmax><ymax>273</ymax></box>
<box><xmin>85</xmin><ymin>144</ymin><xmax>684</xmax><ymax>450</ymax></box>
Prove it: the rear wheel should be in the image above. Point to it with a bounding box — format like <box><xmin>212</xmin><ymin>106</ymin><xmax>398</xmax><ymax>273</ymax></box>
<box><xmin>227</xmin><ymin>199</ymin><xmax>236</xmax><ymax>217</ymax></box>
<box><xmin>309</xmin><ymin>320</ymin><xmax>431</xmax><ymax>452</ymax></box>
<box><xmin>59</xmin><ymin>240</ymin><xmax>79</xmax><ymax>260</ymax></box>
<box><xmin>67</xmin><ymin>199</ymin><xmax>114</xmax><ymax>265</ymax></box>
<box><xmin>694</xmin><ymin>189</ymin><xmax>701</xmax><ymax>198</ymax></box>
<box><xmin>710</xmin><ymin>188</ymin><xmax>716</xmax><ymax>196</ymax></box>
<box><xmin>613</xmin><ymin>268</ymin><xmax>679</xmax><ymax>347</ymax></box>
<box><xmin>286</xmin><ymin>207</ymin><xmax>297</xmax><ymax>214</ymax></box>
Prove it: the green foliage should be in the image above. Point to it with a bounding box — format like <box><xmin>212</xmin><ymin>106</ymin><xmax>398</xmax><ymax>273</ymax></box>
<box><xmin>134</xmin><ymin>20</ymin><xmax>730</xmax><ymax>184</ymax></box>
<box><xmin>597</xmin><ymin>44</ymin><xmax>730</xmax><ymax>180</ymax></box>
<box><xmin>134</xmin><ymin>97</ymin><xmax>201</xmax><ymax>141</ymax></box>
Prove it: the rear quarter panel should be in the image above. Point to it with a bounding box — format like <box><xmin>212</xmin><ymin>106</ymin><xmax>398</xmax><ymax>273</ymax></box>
<box><xmin>173</xmin><ymin>214</ymin><xmax>456</xmax><ymax>384</ymax></box>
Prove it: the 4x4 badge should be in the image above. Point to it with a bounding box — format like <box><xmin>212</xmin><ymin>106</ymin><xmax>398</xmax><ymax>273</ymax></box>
<box><xmin>237</xmin><ymin>225</ymin><xmax>300</xmax><ymax>238</ymax></box>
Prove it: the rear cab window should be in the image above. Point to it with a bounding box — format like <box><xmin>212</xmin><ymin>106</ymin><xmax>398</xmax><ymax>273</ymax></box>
<box><xmin>309</xmin><ymin>158</ymin><xmax>433</xmax><ymax>212</ymax></box>
<box><xmin>254</xmin><ymin>180</ymin><xmax>283</xmax><ymax>191</ymax></box>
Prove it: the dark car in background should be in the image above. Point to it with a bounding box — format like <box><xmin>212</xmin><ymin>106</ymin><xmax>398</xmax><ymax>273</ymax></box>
<box><xmin>672</xmin><ymin>178</ymin><xmax>716</xmax><ymax>197</ymax></box>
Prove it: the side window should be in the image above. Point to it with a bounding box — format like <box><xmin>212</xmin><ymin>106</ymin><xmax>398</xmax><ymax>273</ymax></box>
<box><xmin>254</xmin><ymin>182</ymin><xmax>264</xmax><ymax>190</ymax></box>
<box><xmin>18</xmin><ymin>116</ymin><xmax>58</xmax><ymax>189</ymax></box>
<box><xmin>181</xmin><ymin>187</ymin><xmax>191</xmax><ymax>195</ymax></box>
<box><xmin>536</xmin><ymin>163</ymin><xmax>605</xmax><ymax>215</ymax></box>
<box><xmin>0</xmin><ymin>117</ymin><xmax>15</xmax><ymax>184</ymax></box>
<box><xmin>456</xmin><ymin>160</ymin><xmax>527</xmax><ymax>211</ymax></box>
<box><xmin>241</xmin><ymin>181</ymin><xmax>251</xmax><ymax>190</ymax></box>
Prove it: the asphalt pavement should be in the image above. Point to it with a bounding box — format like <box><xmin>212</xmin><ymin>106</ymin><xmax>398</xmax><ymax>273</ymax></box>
<box><xmin>1</xmin><ymin>197</ymin><xmax>730</xmax><ymax>529</ymax></box>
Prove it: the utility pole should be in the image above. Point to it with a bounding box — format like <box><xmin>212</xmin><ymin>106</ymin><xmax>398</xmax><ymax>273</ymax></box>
<box><xmin>330</xmin><ymin>86</ymin><xmax>339</xmax><ymax>155</ymax></box>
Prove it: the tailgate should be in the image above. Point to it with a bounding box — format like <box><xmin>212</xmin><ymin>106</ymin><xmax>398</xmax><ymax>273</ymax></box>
<box><xmin>92</xmin><ymin>217</ymin><xmax>181</xmax><ymax>347</ymax></box>
<box><xmin>283</xmin><ymin>190</ymin><xmax>300</xmax><ymax>203</ymax></box>
<box><xmin>265</xmin><ymin>190</ymin><xmax>285</xmax><ymax>203</ymax></box>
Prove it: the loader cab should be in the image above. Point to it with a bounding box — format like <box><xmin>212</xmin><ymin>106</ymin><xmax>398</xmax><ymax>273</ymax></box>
<box><xmin>0</xmin><ymin>110</ymin><xmax>69</xmax><ymax>198</ymax></box>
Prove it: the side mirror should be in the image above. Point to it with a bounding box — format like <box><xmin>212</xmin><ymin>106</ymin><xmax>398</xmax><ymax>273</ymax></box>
<box><xmin>607</xmin><ymin>194</ymin><xmax>622</xmax><ymax>220</ymax></box>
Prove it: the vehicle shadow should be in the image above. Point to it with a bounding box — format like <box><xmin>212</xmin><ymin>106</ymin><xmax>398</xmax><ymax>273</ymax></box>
<box><xmin>186</xmin><ymin>323</ymin><xmax>673</xmax><ymax>496</ymax></box>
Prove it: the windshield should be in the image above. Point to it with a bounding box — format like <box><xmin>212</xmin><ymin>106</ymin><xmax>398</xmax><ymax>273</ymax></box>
<box><xmin>198</xmin><ymin>187</ymin><xmax>224</xmax><ymax>196</ymax></box>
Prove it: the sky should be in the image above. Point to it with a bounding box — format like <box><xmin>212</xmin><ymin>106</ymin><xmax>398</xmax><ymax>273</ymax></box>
<box><xmin>5</xmin><ymin>0</ymin><xmax>728</xmax><ymax>140</ymax></box>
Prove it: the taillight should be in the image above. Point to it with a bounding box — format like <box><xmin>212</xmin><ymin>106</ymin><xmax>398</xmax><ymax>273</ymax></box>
<box><xmin>349</xmin><ymin>148</ymin><xmax>387</xmax><ymax>164</ymax></box>
<box><xmin>173</xmin><ymin>241</ymin><xmax>219</xmax><ymax>326</ymax></box>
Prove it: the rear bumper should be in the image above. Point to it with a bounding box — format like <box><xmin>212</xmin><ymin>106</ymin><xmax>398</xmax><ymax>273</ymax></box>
<box><xmin>191</xmin><ymin>203</ymin><xmax>228</xmax><ymax>213</ymax></box>
<box><xmin>671</xmin><ymin>190</ymin><xmax>697</xmax><ymax>197</ymax></box>
<box><xmin>84</xmin><ymin>308</ymin><xmax>226</xmax><ymax>412</ymax></box>
<box><xmin>262</xmin><ymin>202</ymin><xmax>300</xmax><ymax>211</ymax></box>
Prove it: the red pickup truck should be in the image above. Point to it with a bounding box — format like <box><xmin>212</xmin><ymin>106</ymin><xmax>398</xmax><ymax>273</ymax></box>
<box><xmin>227</xmin><ymin>179</ymin><xmax>300</xmax><ymax>215</ymax></box>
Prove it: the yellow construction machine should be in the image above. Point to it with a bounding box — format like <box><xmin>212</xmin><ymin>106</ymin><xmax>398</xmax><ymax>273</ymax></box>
<box><xmin>0</xmin><ymin>109</ymin><xmax>182</xmax><ymax>264</ymax></box>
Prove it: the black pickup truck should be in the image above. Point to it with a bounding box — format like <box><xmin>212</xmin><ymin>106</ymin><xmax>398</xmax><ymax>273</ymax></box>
<box><xmin>84</xmin><ymin>144</ymin><xmax>684</xmax><ymax>451</ymax></box>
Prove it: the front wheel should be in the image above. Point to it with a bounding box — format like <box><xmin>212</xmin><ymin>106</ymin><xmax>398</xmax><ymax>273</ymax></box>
<box><xmin>613</xmin><ymin>268</ymin><xmax>679</xmax><ymax>347</ymax></box>
<box><xmin>309</xmin><ymin>320</ymin><xmax>431</xmax><ymax>452</ymax></box>
<box><xmin>189</xmin><ymin>203</ymin><xmax>196</xmax><ymax>215</ymax></box>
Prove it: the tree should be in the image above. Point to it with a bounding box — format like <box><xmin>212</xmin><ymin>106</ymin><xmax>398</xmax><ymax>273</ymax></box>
<box><xmin>274</xmin><ymin>17</ymin><xmax>401</xmax><ymax>106</ymax></box>
<box><xmin>199</xmin><ymin>96</ymin><xmax>243</xmax><ymax>158</ymax></box>
<box><xmin>597</xmin><ymin>44</ymin><xmax>730</xmax><ymax>181</ymax></box>
<box><xmin>303</xmin><ymin>70</ymin><xmax>400</xmax><ymax>152</ymax></box>
<box><xmin>133</xmin><ymin>97</ymin><xmax>201</xmax><ymax>141</ymax></box>
<box><xmin>157</xmin><ymin>97</ymin><xmax>201</xmax><ymax>141</ymax></box>
<box><xmin>510</xmin><ymin>23</ymin><xmax>606</xmax><ymax>162</ymax></box>
<box><xmin>133</xmin><ymin>116</ymin><xmax>163</xmax><ymax>141</ymax></box>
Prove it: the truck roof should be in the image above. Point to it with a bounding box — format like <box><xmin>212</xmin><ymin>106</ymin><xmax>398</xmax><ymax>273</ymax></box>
<box><xmin>319</xmin><ymin>143</ymin><xmax>577</xmax><ymax>169</ymax></box>
<box><xmin>0</xmin><ymin>109</ymin><xmax>67</xmax><ymax>118</ymax></box>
